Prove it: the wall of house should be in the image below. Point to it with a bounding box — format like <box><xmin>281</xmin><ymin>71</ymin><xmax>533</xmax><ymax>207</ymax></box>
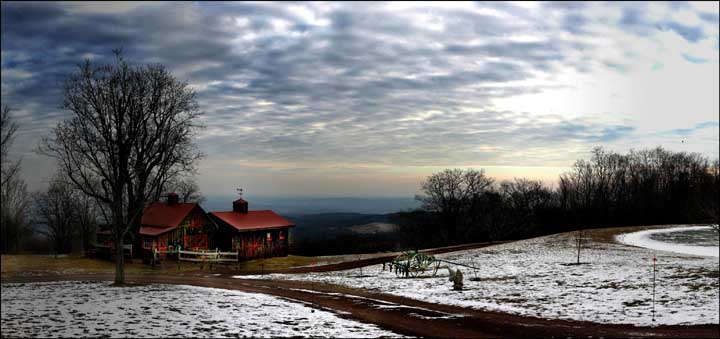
<box><xmin>231</xmin><ymin>228</ymin><xmax>290</xmax><ymax>260</ymax></box>
<box><xmin>139</xmin><ymin>206</ymin><xmax>216</xmax><ymax>260</ymax></box>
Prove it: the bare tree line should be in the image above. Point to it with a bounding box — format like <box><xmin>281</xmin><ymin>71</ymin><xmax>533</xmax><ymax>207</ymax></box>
<box><xmin>31</xmin><ymin>173</ymin><xmax>100</xmax><ymax>257</ymax></box>
<box><xmin>397</xmin><ymin>146</ymin><xmax>720</xmax><ymax>248</ymax></box>
<box><xmin>1</xmin><ymin>105</ymin><xmax>32</xmax><ymax>254</ymax></box>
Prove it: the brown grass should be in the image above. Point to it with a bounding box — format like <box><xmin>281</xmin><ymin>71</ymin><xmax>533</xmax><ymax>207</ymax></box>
<box><xmin>233</xmin><ymin>255</ymin><xmax>315</xmax><ymax>271</ymax></box>
<box><xmin>0</xmin><ymin>254</ymin><xmax>319</xmax><ymax>279</ymax></box>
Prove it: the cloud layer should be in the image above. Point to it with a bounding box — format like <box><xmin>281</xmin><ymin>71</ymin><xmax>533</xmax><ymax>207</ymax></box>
<box><xmin>2</xmin><ymin>1</ymin><xmax>718</xmax><ymax>196</ymax></box>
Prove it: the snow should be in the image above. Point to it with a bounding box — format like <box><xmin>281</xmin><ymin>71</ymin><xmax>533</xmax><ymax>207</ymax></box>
<box><xmin>616</xmin><ymin>226</ymin><xmax>719</xmax><ymax>257</ymax></box>
<box><xmin>0</xmin><ymin>281</ymin><xmax>405</xmax><ymax>338</ymax></box>
<box><xmin>240</xmin><ymin>226</ymin><xmax>720</xmax><ymax>326</ymax></box>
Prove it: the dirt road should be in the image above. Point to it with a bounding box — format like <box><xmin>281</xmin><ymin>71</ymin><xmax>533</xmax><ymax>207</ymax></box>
<box><xmin>227</xmin><ymin>241</ymin><xmax>510</xmax><ymax>275</ymax></box>
<box><xmin>3</xmin><ymin>273</ymin><xmax>717</xmax><ymax>338</ymax></box>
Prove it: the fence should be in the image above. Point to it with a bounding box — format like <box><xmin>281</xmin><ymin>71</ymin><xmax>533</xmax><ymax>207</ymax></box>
<box><xmin>156</xmin><ymin>249</ymin><xmax>238</xmax><ymax>263</ymax></box>
<box><xmin>179</xmin><ymin>249</ymin><xmax>238</xmax><ymax>262</ymax></box>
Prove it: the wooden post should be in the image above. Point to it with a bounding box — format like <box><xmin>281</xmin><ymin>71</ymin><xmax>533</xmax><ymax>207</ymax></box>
<box><xmin>652</xmin><ymin>254</ymin><xmax>656</xmax><ymax>322</ymax></box>
<box><xmin>359</xmin><ymin>254</ymin><xmax>363</xmax><ymax>277</ymax></box>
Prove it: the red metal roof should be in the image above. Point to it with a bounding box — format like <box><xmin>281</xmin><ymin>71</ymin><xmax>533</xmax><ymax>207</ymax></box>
<box><xmin>209</xmin><ymin>210</ymin><xmax>295</xmax><ymax>232</ymax></box>
<box><xmin>139</xmin><ymin>202</ymin><xmax>199</xmax><ymax>236</ymax></box>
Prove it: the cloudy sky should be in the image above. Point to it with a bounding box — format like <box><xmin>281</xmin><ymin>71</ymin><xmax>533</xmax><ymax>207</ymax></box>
<box><xmin>2</xmin><ymin>1</ymin><xmax>718</xmax><ymax>198</ymax></box>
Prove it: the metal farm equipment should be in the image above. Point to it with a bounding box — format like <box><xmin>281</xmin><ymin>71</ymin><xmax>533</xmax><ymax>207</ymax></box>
<box><xmin>386</xmin><ymin>252</ymin><xmax>441</xmax><ymax>277</ymax></box>
<box><xmin>384</xmin><ymin>251</ymin><xmax>481</xmax><ymax>278</ymax></box>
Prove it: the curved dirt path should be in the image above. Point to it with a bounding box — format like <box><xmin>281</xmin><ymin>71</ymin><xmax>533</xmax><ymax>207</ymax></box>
<box><xmin>3</xmin><ymin>273</ymin><xmax>717</xmax><ymax>338</ymax></box>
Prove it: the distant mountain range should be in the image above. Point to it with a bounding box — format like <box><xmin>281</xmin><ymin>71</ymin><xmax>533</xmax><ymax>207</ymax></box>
<box><xmin>203</xmin><ymin>196</ymin><xmax>417</xmax><ymax>254</ymax></box>
<box><xmin>203</xmin><ymin>196</ymin><xmax>421</xmax><ymax>215</ymax></box>
<box><xmin>284</xmin><ymin>212</ymin><xmax>394</xmax><ymax>233</ymax></box>
<box><xmin>282</xmin><ymin>212</ymin><xmax>403</xmax><ymax>255</ymax></box>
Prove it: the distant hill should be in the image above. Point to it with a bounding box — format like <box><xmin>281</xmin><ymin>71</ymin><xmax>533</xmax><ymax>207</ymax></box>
<box><xmin>201</xmin><ymin>196</ymin><xmax>417</xmax><ymax>255</ymax></box>
<box><xmin>203</xmin><ymin>196</ymin><xmax>420</xmax><ymax>215</ymax></box>
<box><xmin>349</xmin><ymin>222</ymin><xmax>399</xmax><ymax>235</ymax></box>
<box><xmin>281</xmin><ymin>212</ymin><xmax>404</xmax><ymax>256</ymax></box>
<box><xmin>285</xmin><ymin>212</ymin><xmax>392</xmax><ymax>231</ymax></box>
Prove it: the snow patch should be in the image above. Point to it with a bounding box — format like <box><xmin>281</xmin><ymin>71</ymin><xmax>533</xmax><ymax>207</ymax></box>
<box><xmin>241</xmin><ymin>228</ymin><xmax>720</xmax><ymax>326</ymax></box>
<box><xmin>0</xmin><ymin>281</ymin><xmax>406</xmax><ymax>338</ymax></box>
<box><xmin>616</xmin><ymin>226</ymin><xmax>719</xmax><ymax>257</ymax></box>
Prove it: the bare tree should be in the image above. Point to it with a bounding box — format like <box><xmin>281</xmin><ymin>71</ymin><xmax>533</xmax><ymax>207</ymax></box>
<box><xmin>1</xmin><ymin>105</ymin><xmax>31</xmax><ymax>253</ymax></box>
<box><xmin>1</xmin><ymin>174</ymin><xmax>31</xmax><ymax>253</ymax></box>
<box><xmin>33</xmin><ymin>173</ymin><xmax>98</xmax><ymax>256</ymax></box>
<box><xmin>500</xmin><ymin>178</ymin><xmax>556</xmax><ymax>235</ymax></box>
<box><xmin>163</xmin><ymin>177</ymin><xmax>205</xmax><ymax>204</ymax></box>
<box><xmin>38</xmin><ymin>50</ymin><xmax>203</xmax><ymax>284</ymax></box>
<box><xmin>75</xmin><ymin>192</ymin><xmax>99</xmax><ymax>255</ymax></box>
<box><xmin>33</xmin><ymin>175</ymin><xmax>78</xmax><ymax>256</ymax></box>
<box><xmin>573</xmin><ymin>229</ymin><xmax>585</xmax><ymax>265</ymax></box>
<box><xmin>702</xmin><ymin>160</ymin><xmax>719</xmax><ymax>228</ymax></box>
<box><xmin>1</xmin><ymin>105</ymin><xmax>21</xmax><ymax>187</ymax></box>
<box><xmin>416</xmin><ymin>168</ymin><xmax>494</xmax><ymax>244</ymax></box>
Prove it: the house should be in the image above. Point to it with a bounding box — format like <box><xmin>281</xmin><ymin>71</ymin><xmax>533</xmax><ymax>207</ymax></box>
<box><xmin>209</xmin><ymin>198</ymin><xmax>295</xmax><ymax>260</ymax></box>
<box><xmin>138</xmin><ymin>193</ymin><xmax>216</xmax><ymax>259</ymax></box>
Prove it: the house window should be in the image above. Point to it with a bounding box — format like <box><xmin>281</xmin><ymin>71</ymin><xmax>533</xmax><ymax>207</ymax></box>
<box><xmin>143</xmin><ymin>239</ymin><xmax>153</xmax><ymax>249</ymax></box>
<box><xmin>279</xmin><ymin>231</ymin><xmax>285</xmax><ymax>241</ymax></box>
<box><xmin>267</xmin><ymin>232</ymin><xmax>272</xmax><ymax>241</ymax></box>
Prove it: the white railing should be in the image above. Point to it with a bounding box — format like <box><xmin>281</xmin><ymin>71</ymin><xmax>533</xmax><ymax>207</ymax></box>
<box><xmin>156</xmin><ymin>249</ymin><xmax>238</xmax><ymax>263</ymax></box>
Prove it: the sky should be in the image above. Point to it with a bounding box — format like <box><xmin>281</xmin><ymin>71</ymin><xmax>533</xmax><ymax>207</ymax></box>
<box><xmin>1</xmin><ymin>1</ymin><xmax>719</xmax><ymax>198</ymax></box>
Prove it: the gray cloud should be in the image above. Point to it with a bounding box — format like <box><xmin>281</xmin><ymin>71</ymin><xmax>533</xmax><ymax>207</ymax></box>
<box><xmin>1</xmin><ymin>1</ymin><xmax>717</xmax><ymax>193</ymax></box>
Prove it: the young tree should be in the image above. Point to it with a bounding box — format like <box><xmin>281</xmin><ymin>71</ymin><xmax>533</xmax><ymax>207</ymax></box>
<box><xmin>1</xmin><ymin>105</ymin><xmax>31</xmax><ymax>253</ymax></box>
<box><xmin>39</xmin><ymin>50</ymin><xmax>203</xmax><ymax>284</ymax></box>
<box><xmin>573</xmin><ymin>229</ymin><xmax>585</xmax><ymax>264</ymax></box>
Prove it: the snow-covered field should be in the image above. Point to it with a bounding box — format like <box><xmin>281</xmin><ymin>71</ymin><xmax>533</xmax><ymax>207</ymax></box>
<box><xmin>243</xmin><ymin>226</ymin><xmax>720</xmax><ymax>326</ymax></box>
<box><xmin>0</xmin><ymin>281</ymin><xmax>404</xmax><ymax>338</ymax></box>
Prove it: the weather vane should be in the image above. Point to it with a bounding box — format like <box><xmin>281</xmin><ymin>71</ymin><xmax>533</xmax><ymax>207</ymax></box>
<box><xmin>236</xmin><ymin>187</ymin><xmax>243</xmax><ymax>198</ymax></box>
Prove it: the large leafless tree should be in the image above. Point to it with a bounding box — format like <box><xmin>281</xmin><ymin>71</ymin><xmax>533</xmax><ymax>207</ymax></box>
<box><xmin>39</xmin><ymin>51</ymin><xmax>203</xmax><ymax>284</ymax></box>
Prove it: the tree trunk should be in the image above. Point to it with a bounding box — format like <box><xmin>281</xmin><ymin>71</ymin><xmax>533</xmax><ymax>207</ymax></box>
<box><xmin>115</xmin><ymin>236</ymin><xmax>125</xmax><ymax>284</ymax></box>
<box><xmin>576</xmin><ymin>232</ymin><xmax>581</xmax><ymax>264</ymax></box>
<box><xmin>79</xmin><ymin>229</ymin><xmax>85</xmax><ymax>257</ymax></box>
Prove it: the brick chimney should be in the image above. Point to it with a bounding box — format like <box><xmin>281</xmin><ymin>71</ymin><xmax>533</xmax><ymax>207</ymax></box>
<box><xmin>168</xmin><ymin>192</ymin><xmax>179</xmax><ymax>206</ymax></box>
<box><xmin>233</xmin><ymin>198</ymin><xmax>248</xmax><ymax>213</ymax></box>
